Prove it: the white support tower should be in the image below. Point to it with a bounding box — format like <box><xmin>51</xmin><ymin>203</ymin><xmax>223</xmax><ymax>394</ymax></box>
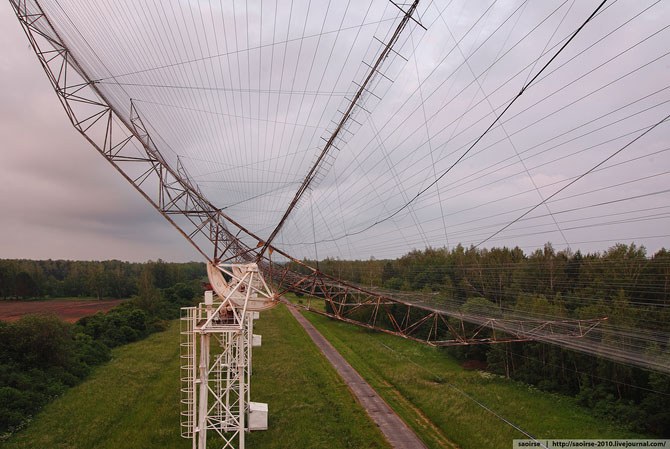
<box><xmin>180</xmin><ymin>263</ymin><xmax>275</xmax><ymax>449</ymax></box>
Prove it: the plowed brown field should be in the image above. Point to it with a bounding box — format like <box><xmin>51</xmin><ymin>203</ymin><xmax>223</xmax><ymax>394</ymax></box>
<box><xmin>0</xmin><ymin>299</ymin><xmax>125</xmax><ymax>323</ymax></box>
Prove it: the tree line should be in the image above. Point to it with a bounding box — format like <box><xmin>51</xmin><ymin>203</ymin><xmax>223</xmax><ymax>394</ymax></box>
<box><xmin>0</xmin><ymin>259</ymin><xmax>206</xmax><ymax>300</ymax></box>
<box><xmin>0</xmin><ymin>260</ymin><xmax>205</xmax><ymax>439</ymax></box>
<box><xmin>291</xmin><ymin>243</ymin><xmax>670</xmax><ymax>436</ymax></box>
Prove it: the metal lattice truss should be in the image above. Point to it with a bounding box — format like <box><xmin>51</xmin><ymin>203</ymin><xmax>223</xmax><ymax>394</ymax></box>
<box><xmin>10</xmin><ymin>0</ymin><xmax>249</xmax><ymax>263</ymax></box>
<box><xmin>259</xmin><ymin>261</ymin><xmax>605</xmax><ymax>346</ymax></box>
<box><xmin>180</xmin><ymin>278</ymin><xmax>261</xmax><ymax>448</ymax></box>
<box><xmin>11</xmin><ymin>0</ymin><xmax>608</xmax><ymax>355</ymax></box>
<box><xmin>206</xmin><ymin>330</ymin><xmax>246</xmax><ymax>444</ymax></box>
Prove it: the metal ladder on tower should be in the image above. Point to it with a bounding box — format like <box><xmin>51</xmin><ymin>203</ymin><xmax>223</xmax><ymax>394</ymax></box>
<box><xmin>180</xmin><ymin>306</ymin><xmax>197</xmax><ymax>440</ymax></box>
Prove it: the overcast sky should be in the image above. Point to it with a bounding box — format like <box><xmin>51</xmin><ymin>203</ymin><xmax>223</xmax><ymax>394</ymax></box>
<box><xmin>0</xmin><ymin>1</ymin><xmax>204</xmax><ymax>262</ymax></box>
<box><xmin>1</xmin><ymin>0</ymin><xmax>668</xmax><ymax>263</ymax></box>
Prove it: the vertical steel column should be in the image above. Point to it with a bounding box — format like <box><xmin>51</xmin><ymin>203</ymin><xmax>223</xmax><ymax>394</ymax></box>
<box><xmin>198</xmin><ymin>333</ymin><xmax>210</xmax><ymax>449</ymax></box>
<box><xmin>246</xmin><ymin>313</ymin><xmax>253</xmax><ymax>406</ymax></box>
<box><xmin>182</xmin><ymin>264</ymin><xmax>273</xmax><ymax>448</ymax></box>
<box><xmin>191</xmin><ymin>322</ymin><xmax>197</xmax><ymax>449</ymax></box>
<box><xmin>238</xmin><ymin>328</ymin><xmax>245</xmax><ymax>449</ymax></box>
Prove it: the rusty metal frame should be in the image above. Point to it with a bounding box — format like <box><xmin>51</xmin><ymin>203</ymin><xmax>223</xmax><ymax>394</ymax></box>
<box><xmin>10</xmin><ymin>0</ymin><xmax>252</xmax><ymax>264</ymax></box>
<box><xmin>255</xmin><ymin>258</ymin><xmax>607</xmax><ymax>346</ymax></box>
<box><xmin>10</xmin><ymin>0</ymin><xmax>606</xmax><ymax>349</ymax></box>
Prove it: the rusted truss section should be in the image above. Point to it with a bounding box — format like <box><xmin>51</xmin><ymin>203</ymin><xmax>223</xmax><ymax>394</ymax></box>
<box><xmin>10</xmin><ymin>0</ymin><xmax>251</xmax><ymax>263</ymax></box>
<box><xmin>255</xmin><ymin>258</ymin><xmax>605</xmax><ymax>346</ymax></box>
<box><xmin>11</xmin><ymin>0</ymin><xmax>605</xmax><ymax>349</ymax></box>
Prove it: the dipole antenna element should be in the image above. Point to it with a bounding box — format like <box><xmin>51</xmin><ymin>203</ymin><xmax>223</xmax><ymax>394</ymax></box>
<box><xmin>256</xmin><ymin>0</ymin><xmax>423</xmax><ymax>260</ymax></box>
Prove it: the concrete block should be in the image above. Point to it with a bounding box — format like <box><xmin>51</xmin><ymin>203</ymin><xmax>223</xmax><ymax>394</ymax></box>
<box><xmin>248</xmin><ymin>402</ymin><xmax>268</xmax><ymax>431</ymax></box>
<box><xmin>252</xmin><ymin>334</ymin><xmax>262</xmax><ymax>347</ymax></box>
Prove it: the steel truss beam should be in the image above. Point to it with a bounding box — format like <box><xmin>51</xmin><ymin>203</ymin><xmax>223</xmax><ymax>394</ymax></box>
<box><xmin>255</xmin><ymin>258</ymin><xmax>606</xmax><ymax>346</ymax></box>
<box><xmin>10</xmin><ymin>0</ymin><xmax>248</xmax><ymax>264</ymax></box>
<box><xmin>11</xmin><ymin>0</ymin><xmax>606</xmax><ymax>351</ymax></box>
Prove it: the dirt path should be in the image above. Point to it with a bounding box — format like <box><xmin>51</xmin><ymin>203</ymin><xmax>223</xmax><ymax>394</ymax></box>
<box><xmin>0</xmin><ymin>299</ymin><xmax>125</xmax><ymax>322</ymax></box>
<box><xmin>287</xmin><ymin>305</ymin><xmax>428</xmax><ymax>449</ymax></box>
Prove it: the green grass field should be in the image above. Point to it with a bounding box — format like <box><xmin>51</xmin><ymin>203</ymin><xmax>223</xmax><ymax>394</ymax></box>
<box><xmin>3</xmin><ymin>305</ymin><xmax>390</xmax><ymax>449</ymax></box>
<box><xmin>300</xmin><ymin>311</ymin><xmax>646</xmax><ymax>449</ymax></box>
<box><xmin>4</xmin><ymin>303</ymin><xmax>646</xmax><ymax>449</ymax></box>
<box><xmin>283</xmin><ymin>292</ymin><xmax>327</xmax><ymax>312</ymax></box>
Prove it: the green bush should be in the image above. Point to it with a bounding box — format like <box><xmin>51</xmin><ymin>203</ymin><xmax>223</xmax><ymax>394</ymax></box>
<box><xmin>0</xmin><ymin>277</ymin><xmax>198</xmax><ymax>438</ymax></box>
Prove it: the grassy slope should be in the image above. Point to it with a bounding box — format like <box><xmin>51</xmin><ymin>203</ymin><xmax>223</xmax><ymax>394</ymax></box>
<box><xmin>4</xmin><ymin>305</ymin><xmax>390</xmax><ymax>449</ymax></box>
<box><xmin>3</xmin><ymin>317</ymin><xmax>183</xmax><ymax>449</ymax></box>
<box><xmin>301</xmin><ymin>311</ymin><xmax>646</xmax><ymax>449</ymax></box>
<box><xmin>284</xmin><ymin>292</ymin><xmax>326</xmax><ymax>312</ymax></box>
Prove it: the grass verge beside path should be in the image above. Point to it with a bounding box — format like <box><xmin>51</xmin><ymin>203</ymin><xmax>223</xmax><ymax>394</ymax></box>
<box><xmin>247</xmin><ymin>305</ymin><xmax>390</xmax><ymax>449</ymax></box>
<box><xmin>3</xmin><ymin>317</ymin><xmax>185</xmax><ymax>449</ymax></box>
<box><xmin>4</xmin><ymin>305</ymin><xmax>390</xmax><ymax>449</ymax></box>
<box><xmin>301</xmin><ymin>311</ymin><xmax>646</xmax><ymax>449</ymax></box>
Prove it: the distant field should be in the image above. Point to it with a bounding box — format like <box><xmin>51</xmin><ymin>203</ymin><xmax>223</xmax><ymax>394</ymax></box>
<box><xmin>3</xmin><ymin>305</ymin><xmax>390</xmax><ymax>449</ymax></box>
<box><xmin>0</xmin><ymin>299</ymin><xmax>126</xmax><ymax>322</ymax></box>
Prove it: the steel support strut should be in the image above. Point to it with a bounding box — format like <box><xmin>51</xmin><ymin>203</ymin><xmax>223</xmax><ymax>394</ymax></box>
<box><xmin>257</xmin><ymin>0</ymin><xmax>423</xmax><ymax>259</ymax></box>
<box><xmin>181</xmin><ymin>264</ymin><xmax>270</xmax><ymax>449</ymax></box>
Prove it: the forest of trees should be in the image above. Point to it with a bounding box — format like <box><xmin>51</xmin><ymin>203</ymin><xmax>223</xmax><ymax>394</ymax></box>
<box><xmin>292</xmin><ymin>243</ymin><xmax>670</xmax><ymax>436</ymax></box>
<box><xmin>1</xmin><ymin>249</ymin><xmax>669</xmax><ymax>436</ymax></box>
<box><xmin>0</xmin><ymin>259</ymin><xmax>206</xmax><ymax>300</ymax></box>
<box><xmin>0</xmin><ymin>259</ymin><xmax>205</xmax><ymax>438</ymax></box>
